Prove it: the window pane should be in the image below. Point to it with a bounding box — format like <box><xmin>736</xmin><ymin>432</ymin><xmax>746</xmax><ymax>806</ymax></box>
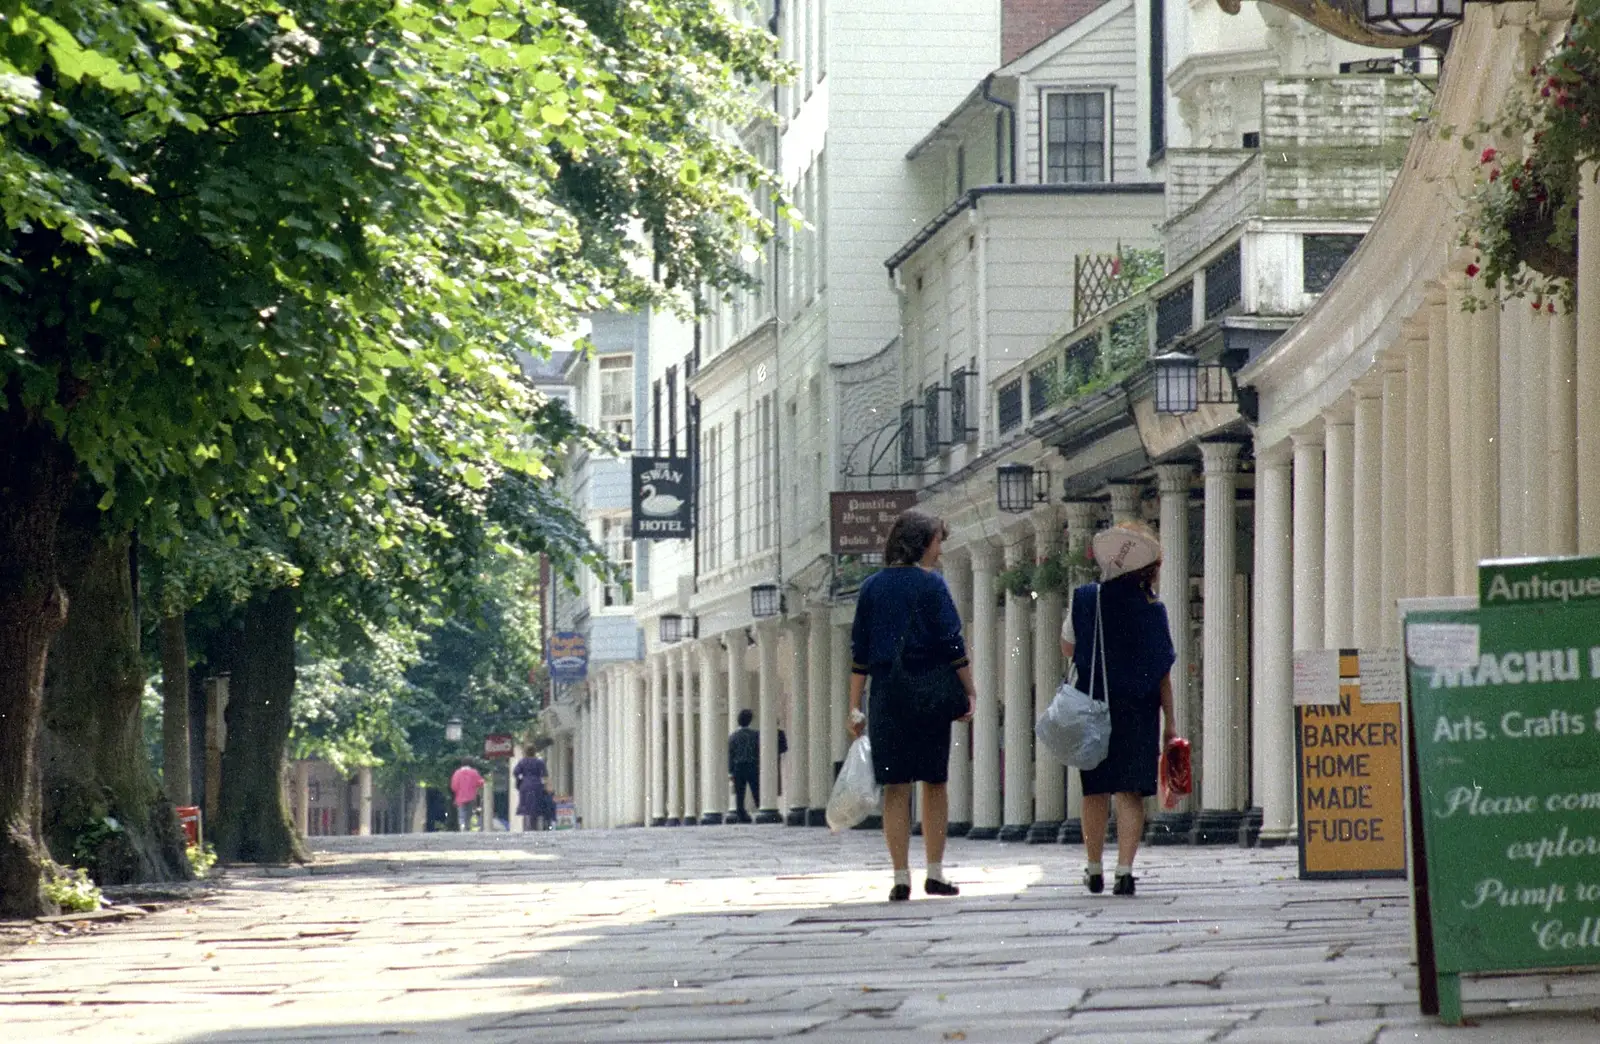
<box><xmin>1045</xmin><ymin>92</ymin><xmax>1105</xmax><ymax>184</ymax></box>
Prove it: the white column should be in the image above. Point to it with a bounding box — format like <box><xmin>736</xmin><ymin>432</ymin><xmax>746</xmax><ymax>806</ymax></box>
<box><xmin>943</xmin><ymin>551</ymin><xmax>973</xmax><ymax>831</ymax></box>
<box><xmin>1425</xmin><ymin>293</ymin><xmax>1454</xmax><ymax>593</ymax></box>
<box><xmin>293</xmin><ymin>762</ymin><xmax>310</xmax><ymax>838</ymax></box>
<box><xmin>1322</xmin><ymin>403</ymin><xmax>1354</xmax><ymax>650</ymax></box>
<box><xmin>665</xmin><ymin>648</ymin><xmax>681</xmax><ymax>824</ymax></box>
<box><xmin>1379</xmin><ymin>355</ymin><xmax>1408</xmax><ymax>646</ymax></box>
<box><xmin>1154</xmin><ymin>465</ymin><xmax>1193</xmax><ymax>749</ymax></box>
<box><xmin>829</xmin><ymin>621</ymin><xmax>850</xmax><ymax>768</ymax></box>
<box><xmin>1108</xmin><ymin>482</ymin><xmax>1142</xmax><ymax>525</ymax></box>
<box><xmin>1550</xmin><ymin>304</ymin><xmax>1579</xmax><ymax>554</ymax></box>
<box><xmin>726</xmin><ymin>634</ymin><xmax>746</xmax><ymax>816</ymax></box>
<box><xmin>806</xmin><ymin>610</ymin><xmax>832</xmax><ymax>824</ymax></box>
<box><xmin>1472</xmin><ymin>293</ymin><xmax>1502</xmax><ymax>563</ymax></box>
<box><xmin>358</xmin><ymin>766</ymin><xmax>373</xmax><ymax>837</ymax></box>
<box><xmin>481</xmin><ymin>756</ymin><xmax>495</xmax><ymax>832</ymax></box>
<box><xmin>1292</xmin><ymin>425</ymin><xmax>1326</xmax><ymax>653</ymax></box>
<box><xmin>1445</xmin><ymin>277</ymin><xmax>1478</xmax><ymax>591</ymax></box>
<box><xmin>968</xmin><ymin>542</ymin><xmax>1001</xmax><ymax>838</ymax></box>
<box><xmin>1061</xmin><ymin>501</ymin><xmax>1098</xmax><ymax>828</ymax></box>
<box><xmin>1198</xmin><ymin>441</ymin><xmax>1243</xmax><ymax>824</ymax></box>
<box><xmin>782</xmin><ymin>620</ymin><xmax>807</xmax><ymax>824</ymax></box>
<box><xmin>1252</xmin><ymin>443</ymin><xmax>1296</xmax><ymax>843</ymax></box>
<box><xmin>649</xmin><ymin>654</ymin><xmax>666</xmax><ymax>824</ymax></box>
<box><xmin>1404</xmin><ymin>333</ymin><xmax>1430</xmax><ymax>598</ymax></box>
<box><xmin>1352</xmin><ymin>385</ymin><xmax>1383</xmax><ymax>649</ymax></box>
<box><xmin>1524</xmin><ymin>306</ymin><xmax>1552</xmax><ymax>554</ymax></box>
<box><xmin>511</xmin><ymin>742</ymin><xmax>528</xmax><ymax>834</ymax></box>
<box><xmin>699</xmin><ymin>642</ymin><xmax>723</xmax><ymax>824</ymax></box>
<box><xmin>627</xmin><ymin>670</ymin><xmax>646</xmax><ymax>826</ymax></box>
<box><xmin>680</xmin><ymin>646</ymin><xmax>697</xmax><ymax>825</ymax></box>
<box><xmin>1577</xmin><ymin>161</ymin><xmax>1600</xmax><ymax>551</ymax></box>
<box><xmin>605</xmin><ymin>672</ymin><xmax>619</xmax><ymax>828</ymax></box>
<box><xmin>756</xmin><ymin>621</ymin><xmax>781</xmax><ymax>823</ymax></box>
<box><xmin>1030</xmin><ymin>509</ymin><xmax>1065</xmax><ymax>836</ymax></box>
<box><xmin>1000</xmin><ymin>534</ymin><xmax>1035</xmax><ymax>840</ymax></box>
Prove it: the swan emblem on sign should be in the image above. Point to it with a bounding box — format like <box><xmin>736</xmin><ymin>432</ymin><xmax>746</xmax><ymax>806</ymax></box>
<box><xmin>638</xmin><ymin>483</ymin><xmax>684</xmax><ymax>517</ymax></box>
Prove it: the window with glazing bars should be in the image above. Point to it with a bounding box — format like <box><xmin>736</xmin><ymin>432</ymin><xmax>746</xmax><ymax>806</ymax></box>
<box><xmin>923</xmin><ymin>384</ymin><xmax>947</xmax><ymax>454</ymax></box>
<box><xmin>997</xmin><ymin>379</ymin><xmax>1024</xmax><ymax>433</ymax></box>
<box><xmin>1028</xmin><ymin>359</ymin><xmax>1058</xmax><ymax>416</ymax></box>
<box><xmin>898</xmin><ymin>400</ymin><xmax>918</xmax><ymax>474</ymax></box>
<box><xmin>1045</xmin><ymin>92</ymin><xmax>1106</xmax><ymax>184</ymax></box>
<box><xmin>1204</xmin><ymin>244</ymin><xmax>1242</xmax><ymax>319</ymax></box>
<box><xmin>949</xmin><ymin>367</ymin><xmax>977</xmax><ymax>441</ymax></box>
<box><xmin>1156</xmin><ymin>281</ymin><xmax>1193</xmax><ymax>348</ymax></box>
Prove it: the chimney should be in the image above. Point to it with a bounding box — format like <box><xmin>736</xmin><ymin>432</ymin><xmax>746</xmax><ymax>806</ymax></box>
<box><xmin>1002</xmin><ymin>0</ymin><xmax>1109</xmax><ymax>65</ymax></box>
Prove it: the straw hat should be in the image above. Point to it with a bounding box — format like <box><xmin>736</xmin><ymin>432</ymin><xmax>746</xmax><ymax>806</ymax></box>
<box><xmin>1092</xmin><ymin>523</ymin><xmax>1162</xmax><ymax>582</ymax></box>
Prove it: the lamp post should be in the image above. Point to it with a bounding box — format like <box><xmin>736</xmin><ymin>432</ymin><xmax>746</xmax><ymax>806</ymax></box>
<box><xmin>445</xmin><ymin>717</ymin><xmax>463</xmax><ymax>744</ymax></box>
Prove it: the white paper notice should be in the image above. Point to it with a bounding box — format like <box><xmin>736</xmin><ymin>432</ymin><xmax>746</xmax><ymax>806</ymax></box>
<box><xmin>1405</xmin><ymin>623</ymin><xmax>1480</xmax><ymax>670</ymax></box>
<box><xmin>1359</xmin><ymin>648</ymin><xmax>1405</xmax><ymax>704</ymax></box>
<box><xmin>1292</xmin><ymin>649</ymin><xmax>1341</xmax><ymax>706</ymax></box>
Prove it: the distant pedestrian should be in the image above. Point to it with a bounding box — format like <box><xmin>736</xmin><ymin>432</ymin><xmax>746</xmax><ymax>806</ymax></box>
<box><xmin>514</xmin><ymin>750</ymin><xmax>550</xmax><ymax>831</ymax></box>
<box><xmin>849</xmin><ymin>509</ymin><xmax>975</xmax><ymax>902</ymax></box>
<box><xmin>728</xmin><ymin>709</ymin><xmax>759</xmax><ymax>823</ymax></box>
<box><xmin>1062</xmin><ymin>521</ymin><xmax>1177</xmax><ymax>898</ymax></box>
<box><xmin>450</xmin><ymin>762</ymin><xmax>485</xmax><ymax>832</ymax></box>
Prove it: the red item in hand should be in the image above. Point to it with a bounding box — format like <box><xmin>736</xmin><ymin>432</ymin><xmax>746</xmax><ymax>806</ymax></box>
<box><xmin>1158</xmin><ymin>737</ymin><xmax>1192</xmax><ymax>811</ymax></box>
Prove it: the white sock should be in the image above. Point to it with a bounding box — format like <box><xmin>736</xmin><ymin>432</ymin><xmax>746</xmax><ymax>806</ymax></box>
<box><xmin>1115</xmin><ymin>863</ymin><xmax>1133</xmax><ymax>877</ymax></box>
<box><xmin>926</xmin><ymin>862</ymin><xmax>944</xmax><ymax>883</ymax></box>
<box><xmin>1085</xmin><ymin>861</ymin><xmax>1103</xmax><ymax>876</ymax></box>
<box><xmin>893</xmin><ymin>868</ymin><xmax>910</xmax><ymax>887</ymax></box>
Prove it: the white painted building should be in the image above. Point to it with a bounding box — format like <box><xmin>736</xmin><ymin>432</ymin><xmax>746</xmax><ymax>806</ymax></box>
<box><xmin>567</xmin><ymin>0</ymin><xmax>1433</xmax><ymax>857</ymax></box>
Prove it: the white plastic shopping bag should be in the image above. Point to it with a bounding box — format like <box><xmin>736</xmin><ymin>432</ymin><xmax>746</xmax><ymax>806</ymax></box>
<box><xmin>1035</xmin><ymin>585</ymin><xmax>1111</xmax><ymax>770</ymax></box>
<box><xmin>826</xmin><ymin>736</ymin><xmax>882</xmax><ymax>832</ymax></box>
<box><xmin>1036</xmin><ymin>679</ymin><xmax>1111</xmax><ymax>770</ymax></box>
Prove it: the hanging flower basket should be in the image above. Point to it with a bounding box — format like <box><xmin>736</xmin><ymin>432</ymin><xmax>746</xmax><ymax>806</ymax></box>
<box><xmin>1506</xmin><ymin>195</ymin><xmax>1577</xmax><ymax>281</ymax></box>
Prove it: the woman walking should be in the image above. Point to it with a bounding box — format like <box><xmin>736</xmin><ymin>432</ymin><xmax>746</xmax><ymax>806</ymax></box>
<box><xmin>1061</xmin><ymin>521</ymin><xmax>1177</xmax><ymax>897</ymax></box>
<box><xmin>514</xmin><ymin>745</ymin><xmax>550</xmax><ymax>832</ymax></box>
<box><xmin>849</xmin><ymin>509</ymin><xmax>976</xmax><ymax>902</ymax></box>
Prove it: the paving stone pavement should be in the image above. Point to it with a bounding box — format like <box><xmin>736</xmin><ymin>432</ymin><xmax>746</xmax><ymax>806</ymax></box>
<box><xmin>3</xmin><ymin>826</ymin><xmax>1599</xmax><ymax>1043</ymax></box>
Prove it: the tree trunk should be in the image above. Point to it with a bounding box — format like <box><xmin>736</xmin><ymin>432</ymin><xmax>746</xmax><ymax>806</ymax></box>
<box><xmin>160</xmin><ymin>613</ymin><xmax>192</xmax><ymax>807</ymax></box>
<box><xmin>40</xmin><ymin>501</ymin><xmax>190</xmax><ymax>886</ymax></box>
<box><xmin>0</xmin><ymin>409</ymin><xmax>74</xmax><ymax>918</ymax></box>
<box><xmin>215</xmin><ymin>587</ymin><xmax>308</xmax><ymax>864</ymax></box>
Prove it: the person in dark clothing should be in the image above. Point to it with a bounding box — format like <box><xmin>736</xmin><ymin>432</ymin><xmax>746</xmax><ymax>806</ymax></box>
<box><xmin>514</xmin><ymin>750</ymin><xmax>550</xmax><ymax>831</ymax></box>
<box><xmin>849</xmin><ymin>508</ymin><xmax>975</xmax><ymax>902</ymax></box>
<box><xmin>728</xmin><ymin>709</ymin><xmax>759</xmax><ymax>823</ymax></box>
<box><xmin>1062</xmin><ymin>521</ymin><xmax>1177</xmax><ymax>898</ymax></box>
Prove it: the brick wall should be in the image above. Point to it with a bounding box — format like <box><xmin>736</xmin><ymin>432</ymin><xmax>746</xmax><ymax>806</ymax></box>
<box><xmin>1002</xmin><ymin>0</ymin><xmax>1109</xmax><ymax>64</ymax></box>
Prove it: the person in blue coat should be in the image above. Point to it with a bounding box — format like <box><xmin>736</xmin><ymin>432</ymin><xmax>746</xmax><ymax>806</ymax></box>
<box><xmin>1062</xmin><ymin>521</ymin><xmax>1177</xmax><ymax>897</ymax></box>
<box><xmin>848</xmin><ymin>509</ymin><xmax>976</xmax><ymax>902</ymax></box>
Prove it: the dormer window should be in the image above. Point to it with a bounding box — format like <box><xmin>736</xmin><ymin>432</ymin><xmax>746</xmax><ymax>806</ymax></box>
<box><xmin>1044</xmin><ymin>91</ymin><xmax>1108</xmax><ymax>184</ymax></box>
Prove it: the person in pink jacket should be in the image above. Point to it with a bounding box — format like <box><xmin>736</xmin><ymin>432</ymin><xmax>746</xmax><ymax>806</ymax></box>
<box><xmin>450</xmin><ymin>763</ymin><xmax>485</xmax><ymax>831</ymax></box>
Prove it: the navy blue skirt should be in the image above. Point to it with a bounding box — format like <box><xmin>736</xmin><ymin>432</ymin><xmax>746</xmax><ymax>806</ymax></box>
<box><xmin>1078</xmin><ymin>685</ymin><xmax>1161</xmax><ymax>797</ymax></box>
<box><xmin>868</xmin><ymin>681</ymin><xmax>953</xmax><ymax>785</ymax></box>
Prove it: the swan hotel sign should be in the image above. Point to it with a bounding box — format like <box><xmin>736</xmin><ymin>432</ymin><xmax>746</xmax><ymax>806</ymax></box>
<box><xmin>631</xmin><ymin>455</ymin><xmax>694</xmax><ymax>540</ymax></box>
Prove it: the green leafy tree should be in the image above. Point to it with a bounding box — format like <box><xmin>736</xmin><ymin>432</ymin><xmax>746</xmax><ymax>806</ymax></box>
<box><xmin>0</xmin><ymin>0</ymin><xmax>784</xmax><ymax>915</ymax></box>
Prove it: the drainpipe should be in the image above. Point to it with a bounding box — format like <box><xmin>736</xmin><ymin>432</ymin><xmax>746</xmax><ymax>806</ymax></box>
<box><xmin>981</xmin><ymin>73</ymin><xmax>1016</xmax><ymax>185</ymax></box>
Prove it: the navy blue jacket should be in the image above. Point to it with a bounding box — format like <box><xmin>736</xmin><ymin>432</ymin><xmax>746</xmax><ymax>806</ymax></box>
<box><xmin>850</xmin><ymin>566</ymin><xmax>968</xmax><ymax>678</ymax></box>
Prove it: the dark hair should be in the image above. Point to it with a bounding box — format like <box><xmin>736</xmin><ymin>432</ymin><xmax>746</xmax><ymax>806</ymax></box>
<box><xmin>882</xmin><ymin>509</ymin><xmax>949</xmax><ymax>566</ymax></box>
<box><xmin>738</xmin><ymin>708</ymin><xmax>754</xmax><ymax>727</ymax></box>
<box><xmin>1108</xmin><ymin>560</ymin><xmax>1161</xmax><ymax>597</ymax></box>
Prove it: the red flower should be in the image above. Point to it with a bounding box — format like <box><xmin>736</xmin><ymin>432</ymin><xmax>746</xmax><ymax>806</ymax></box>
<box><xmin>1490</xmin><ymin>168</ymin><xmax>1501</xmax><ymax>182</ymax></box>
<box><xmin>1512</xmin><ymin>178</ymin><xmax>1523</xmax><ymax>192</ymax></box>
<box><xmin>1481</xmin><ymin>147</ymin><xmax>1498</xmax><ymax>164</ymax></box>
<box><xmin>1533</xmin><ymin>300</ymin><xmax>1544</xmax><ymax>312</ymax></box>
<box><xmin>1548</xmin><ymin>301</ymin><xmax>1558</xmax><ymax>314</ymax></box>
<box><xmin>1466</xmin><ymin>263</ymin><xmax>1481</xmax><ymax>277</ymax></box>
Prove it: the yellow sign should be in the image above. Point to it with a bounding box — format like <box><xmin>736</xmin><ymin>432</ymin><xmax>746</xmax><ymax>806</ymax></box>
<box><xmin>1295</xmin><ymin>651</ymin><xmax>1407</xmax><ymax>879</ymax></box>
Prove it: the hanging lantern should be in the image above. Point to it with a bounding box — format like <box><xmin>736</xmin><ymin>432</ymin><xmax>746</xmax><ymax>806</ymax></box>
<box><xmin>1363</xmin><ymin>0</ymin><xmax>1463</xmax><ymax>35</ymax></box>
<box><xmin>1153</xmin><ymin>352</ymin><xmax>1200</xmax><ymax>415</ymax></box>
<box><xmin>445</xmin><ymin>717</ymin><xmax>463</xmax><ymax>743</ymax></box>
<box><xmin>659</xmin><ymin>614</ymin><xmax>685</xmax><ymax>644</ymax></box>
<box><xmin>996</xmin><ymin>464</ymin><xmax>1049</xmax><ymax>513</ymax></box>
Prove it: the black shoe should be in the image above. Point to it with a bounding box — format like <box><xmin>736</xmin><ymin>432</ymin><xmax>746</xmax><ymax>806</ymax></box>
<box><xmin>888</xmin><ymin>884</ymin><xmax>911</xmax><ymax>902</ymax></box>
<box><xmin>1112</xmin><ymin>873</ymin><xmax>1136</xmax><ymax>897</ymax></box>
<box><xmin>924</xmin><ymin>877</ymin><xmax>959</xmax><ymax>897</ymax></box>
<box><xmin>1084</xmin><ymin>870</ymin><xmax>1104</xmax><ymax>895</ymax></box>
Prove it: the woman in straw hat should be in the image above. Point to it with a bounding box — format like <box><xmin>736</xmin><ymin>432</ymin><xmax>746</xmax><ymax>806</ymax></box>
<box><xmin>1061</xmin><ymin>520</ymin><xmax>1177</xmax><ymax>896</ymax></box>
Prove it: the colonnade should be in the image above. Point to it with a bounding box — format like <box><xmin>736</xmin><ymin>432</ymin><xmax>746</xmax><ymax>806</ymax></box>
<box><xmin>567</xmin><ymin>614</ymin><xmax>851</xmax><ymax>830</ymax></box>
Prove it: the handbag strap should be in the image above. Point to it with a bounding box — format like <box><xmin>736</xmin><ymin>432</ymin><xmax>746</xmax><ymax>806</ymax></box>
<box><xmin>1068</xmin><ymin>585</ymin><xmax>1111</xmax><ymax>708</ymax></box>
